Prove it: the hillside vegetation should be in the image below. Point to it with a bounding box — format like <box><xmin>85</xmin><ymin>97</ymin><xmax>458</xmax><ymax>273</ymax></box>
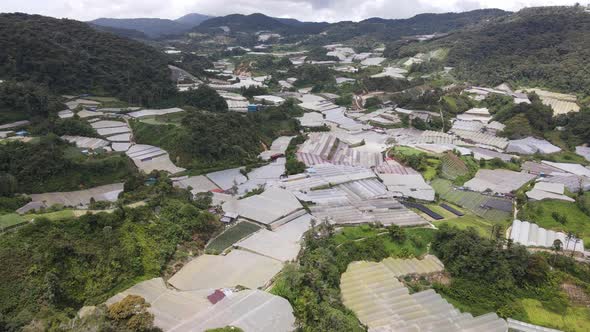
<box><xmin>0</xmin><ymin>13</ymin><xmax>176</xmax><ymax>105</ymax></box>
<box><xmin>445</xmin><ymin>6</ymin><xmax>590</xmax><ymax>94</ymax></box>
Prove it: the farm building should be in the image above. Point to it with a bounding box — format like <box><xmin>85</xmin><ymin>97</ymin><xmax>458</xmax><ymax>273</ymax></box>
<box><xmin>309</xmin><ymin>198</ymin><xmax>428</xmax><ymax>227</ymax></box>
<box><xmin>575</xmin><ymin>146</ymin><xmax>590</xmax><ymax>162</ymax></box>
<box><xmin>259</xmin><ymin>136</ymin><xmax>294</xmax><ymax>160</ymax></box>
<box><xmin>91</xmin><ymin>120</ymin><xmax>131</xmax><ymax>137</ymax></box>
<box><xmin>171</xmin><ymin>290</ymin><xmax>295</xmax><ymax>332</ymax></box>
<box><xmin>506</xmin><ymin>137</ymin><xmax>561</xmax><ymax>155</ymax></box>
<box><xmin>234</xmin><ymin>213</ymin><xmax>312</xmax><ymax>262</ymax></box>
<box><xmin>470</xmin><ymin>147</ymin><xmax>515</xmax><ymax>162</ymax></box>
<box><xmin>168</xmin><ymin>249</ymin><xmax>283</xmax><ymax>291</ymax></box>
<box><xmin>65</xmin><ymin>98</ymin><xmax>101</xmax><ymax>110</ymax></box>
<box><xmin>296</xmin><ymin>133</ymin><xmax>383</xmax><ymax>168</ymax></box>
<box><xmin>253</xmin><ymin>95</ymin><xmax>285</xmax><ymax>105</ymax></box>
<box><xmin>206</xmin><ymin>168</ymin><xmax>247</xmax><ymax>191</ymax></box>
<box><xmin>526</xmin><ymin>182</ymin><xmax>574</xmax><ymax>202</ymax></box>
<box><xmin>360</xmin><ymin>57</ymin><xmax>386</xmax><ymax>66</ymax></box>
<box><xmin>221</xmin><ymin>187</ymin><xmax>304</xmax><ymax>229</ymax></box>
<box><xmin>107</xmin><ymin>279</ymin><xmax>295</xmax><ymax>332</ymax></box>
<box><xmin>377</xmin><ymin>173</ymin><xmax>436</xmax><ymax>201</ymax></box>
<box><xmin>464</xmin><ymin>169</ymin><xmax>535</xmax><ymax>194</ymax></box>
<box><xmin>275</xmin><ymin>163</ymin><xmax>377</xmax><ymax>192</ymax></box>
<box><xmin>371</xmin><ymin>66</ymin><xmax>407</xmax><ymax>78</ymax></box>
<box><xmin>172</xmin><ymin>175</ymin><xmax>220</xmax><ymax>195</ymax></box>
<box><xmin>0</xmin><ymin>120</ymin><xmax>30</xmax><ymax>130</ymax></box>
<box><xmin>510</xmin><ymin>220</ymin><xmax>584</xmax><ymax>252</ymax></box>
<box><xmin>451</xmin><ymin>129</ymin><xmax>508</xmax><ymax>150</ymax></box>
<box><xmin>127</xmin><ymin>107</ymin><xmax>184</xmax><ymax>119</ymax></box>
<box><xmin>61</xmin><ymin>136</ymin><xmax>109</xmax><ymax>150</ymax></box>
<box><xmin>541</xmin><ymin>161</ymin><xmax>590</xmax><ymax>177</ymax></box>
<box><xmin>126</xmin><ymin>144</ymin><xmax>185</xmax><ymax>174</ymax></box>
<box><xmin>518</xmin><ymin>88</ymin><xmax>580</xmax><ymax>115</ymax></box>
<box><xmin>237</xmin><ymin>158</ymin><xmax>287</xmax><ymax>194</ymax></box>
<box><xmin>341</xmin><ymin>258</ymin><xmax>507</xmax><ymax>332</ymax></box>
<box><xmin>29</xmin><ymin>183</ymin><xmax>123</xmax><ymax>208</ymax></box>
<box><xmin>296</xmin><ymin>112</ymin><xmax>325</xmax><ymax>127</ymax></box>
<box><xmin>456</xmin><ymin>107</ymin><xmax>492</xmax><ymax>123</ymax></box>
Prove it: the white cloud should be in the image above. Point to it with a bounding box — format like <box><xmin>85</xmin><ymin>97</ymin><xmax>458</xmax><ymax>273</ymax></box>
<box><xmin>1</xmin><ymin>0</ymin><xmax>582</xmax><ymax>22</ymax></box>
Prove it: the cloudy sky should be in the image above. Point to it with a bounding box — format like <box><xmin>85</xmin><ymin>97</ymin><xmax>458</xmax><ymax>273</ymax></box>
<box><xmin>1</xmin><ymin>0</ymin><xmax>581</xmax><ymax>22</ymax></box>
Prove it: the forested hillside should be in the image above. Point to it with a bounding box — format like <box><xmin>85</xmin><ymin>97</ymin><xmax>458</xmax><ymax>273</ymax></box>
<box><xmin>0</xmin><ymin>13</ymin><xmax>176</xmax><ymax>105</ymax></box>
<box><xmin>445</xmin><ymin>6</ymin><xmax>590</xmax><ymax>94</ymax></box>
<box><xmin>310</xmin><ymin>9</ymin><xmax>508</xmax><ymax>44</ymax></box>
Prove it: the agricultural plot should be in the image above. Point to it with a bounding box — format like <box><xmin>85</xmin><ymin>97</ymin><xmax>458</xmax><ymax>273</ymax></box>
<box><xmin>440</xmin><ymin>152</ymin><xmax>469</xmax><ymax>180</ymax></box>
<box><xmin>206</xmin><ymin>222</ymin><xmax>261</xmax><ymax>253</ymax></box>
<box><xmin>432</xmin><ymin>179</ymin><xmax>512</xmax><ymax>222</ymax></box>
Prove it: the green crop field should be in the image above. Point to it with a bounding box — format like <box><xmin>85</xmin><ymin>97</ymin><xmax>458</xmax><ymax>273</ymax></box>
<box><xmin>432</xmin><ymin>179</ymin><xmax>511</xmax><ymax>222</ymax></box>
<box><xmin>440</xmin><ymin>153</ymin><xmax>468</xmax><ymax>180</ymax></box>
<box><xmin>206</xmin><ymin>221</ymin><xmax>261</xmax><ymax>253</ymax></box>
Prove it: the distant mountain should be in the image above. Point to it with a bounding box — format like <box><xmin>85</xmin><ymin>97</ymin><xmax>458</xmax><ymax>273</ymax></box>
<box><xmin>89</xmin><ymin>23</ymin><xmax>149</xmax><ymax>40</ymax></box>
<box><xmin>89</xmin><ymin>17</ymin><xmax>193</xmax><ymax>38</ymax></box>
<box><xmin>175</xmin><ymin>13</ymin><xmax>213</xmax><ymax>26</ymax></box>
<box><xmin>196</xmin><ymin>13</ymin><xmax>329</xmax><ymax>35</ymax></box>
<box><xmin>0</xmin><ymin>13</ymin><xmax>176</xmax><ymax>105</ymax></box>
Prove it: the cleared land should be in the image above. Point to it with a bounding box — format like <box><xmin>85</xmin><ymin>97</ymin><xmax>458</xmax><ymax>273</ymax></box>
<box><xmin>206</xmin><ymin>222</ymin><xmax>261</xmax><ymax>253</ymax></box>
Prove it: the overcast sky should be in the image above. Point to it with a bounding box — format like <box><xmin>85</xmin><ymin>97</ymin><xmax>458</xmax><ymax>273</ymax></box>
<box><xmin>1</xmin><ymin>0</ymin><xmax>582</xmax><ymax>22</ymax></box>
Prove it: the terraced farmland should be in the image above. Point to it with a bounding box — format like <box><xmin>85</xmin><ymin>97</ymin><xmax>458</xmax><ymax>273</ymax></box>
<box><xmin>431</xmin><ymin>179</ymin><xmax>512</xmax><ymax>222</ymax></box>
<box><xmin>440</xmin><ymin>152</ymin><xmax>469</xmax><ymax>180</ymax></box>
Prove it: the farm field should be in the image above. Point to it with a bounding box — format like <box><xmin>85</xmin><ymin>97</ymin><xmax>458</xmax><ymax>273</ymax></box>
<box><xmin>440</xmin><ymin>152</ymin><xmax>468</xmax><ymax>180</ymax></box>
<box><xmin>206</xmin><ymin>221</ymin><xmax>261</xmax><ymax>253</ymax></box>
<box><xmin>519</xmin><ymin>199</ymin><xmax>590</xmax><ymax>249</ymax></box>
<box><xmin>432</xmin><ymin>179</ymin><xmax>512</xmax><ymax>222</ymax></box>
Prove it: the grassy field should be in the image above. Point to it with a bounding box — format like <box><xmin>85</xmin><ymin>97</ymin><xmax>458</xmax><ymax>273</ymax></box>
<box><xmin>435</xmin><ymin>214</ymin><xmax>499</xmax><ymax>238</ymax></box>
<box><xmin>519</xmin><ymin>298</ymin><xmax>590</xmax><ymax>332</ymax></box>
<box><xmin>206</xmin><ymin>222</ymin><xmax>261</xmax><ymax>253</ymax></box>
<box><xmin>333</xmin><ymin>225</ymin><xmax>436</xmax><ymax>257</ymax></box>
<box><xmin>0</xmin><ymin>213</ymin><xmax>27</xmax><ymax>230</ymax></box>
<box><xmin>519</xmin><ymin>199</ymin><xmax>590</xmax><ymax>249</ymax></box>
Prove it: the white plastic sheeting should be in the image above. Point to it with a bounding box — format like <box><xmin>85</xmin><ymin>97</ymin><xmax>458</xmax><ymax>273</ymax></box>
<box><xmin>510</xmin><ymin>220</ymin><xmax>584</xmax><ymax>252</ymax></box>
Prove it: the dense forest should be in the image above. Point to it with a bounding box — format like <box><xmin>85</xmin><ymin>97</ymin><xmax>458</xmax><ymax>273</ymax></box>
<box><xmin>308</xmin><ymin>9</ymin><xmax>508</xmax><ymax>44</ymax></box>
<box><xmin>0</xmin><ymin>136</ymin><xmax>135</xmax><ymax>194</ymax></box>
<box><xmin>445</xmin><ymin>6</ymin><xmax>590</xmax><ymax>94</ymax></box>
<box><xmin>0</xmin><ymin>13</ymin><xmax>176</xmax><ymax>105</ymax></box>
<box><xmin>132</xmin><ymin>101</ymin><xmax>302</xmax><ymax>171</ymax></box>
<box><xmin>0</xmin><ymin>178</ymin><xmax>221</xmax><ymax>331</ymax></box>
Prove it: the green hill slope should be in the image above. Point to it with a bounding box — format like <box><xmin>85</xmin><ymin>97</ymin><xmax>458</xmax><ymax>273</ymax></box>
<box><xmin>0</xmin><ymin>13</ymin><xmax>175</xmax><ymax>105</ymax></box>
